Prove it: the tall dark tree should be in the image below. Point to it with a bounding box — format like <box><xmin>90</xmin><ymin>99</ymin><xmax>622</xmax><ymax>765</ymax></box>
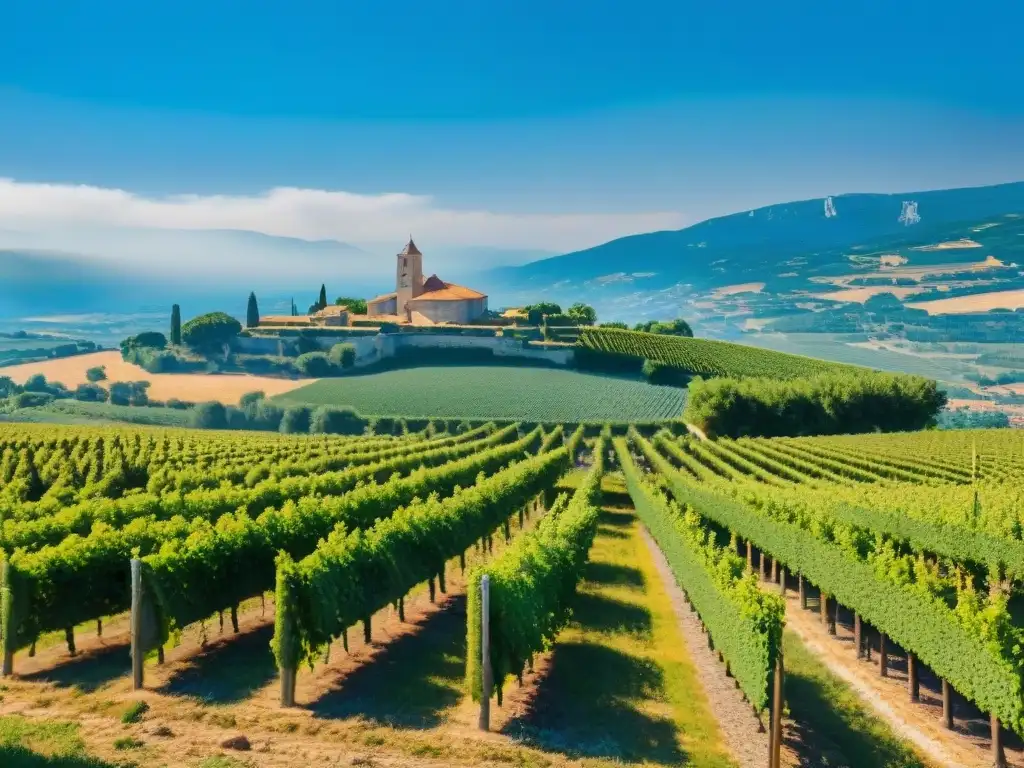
<box><xmin>290</xmin><ymin>298</ymin><xmax>298</xmax><ymax>316</ymax></box>
<box><xmin>170</xmin><ymin>304</ymin><xmax>182</xmax><ymax>345</ymax></box>
<box><xmin>318</xmin><ymin>284</ymin><xmax>328</xmax><ymax>311</ymax></box>
<box><xmin>246</xmin><ymin>292</ymin><xmax>260</xmax><ymax>328</ymax></box>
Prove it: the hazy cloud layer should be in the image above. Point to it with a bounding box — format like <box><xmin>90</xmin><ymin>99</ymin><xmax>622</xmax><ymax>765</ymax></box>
<box><xmin>0</xmin><ymin>178</ymin><xmax>687</xmax><ymax>252</ymax></box>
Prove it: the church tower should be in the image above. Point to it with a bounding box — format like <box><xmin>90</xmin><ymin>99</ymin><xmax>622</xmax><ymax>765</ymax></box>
<box><xmin>396</xmin><ymin>237</ymin><xmax>424</xmax><ymax>312</ymax></box>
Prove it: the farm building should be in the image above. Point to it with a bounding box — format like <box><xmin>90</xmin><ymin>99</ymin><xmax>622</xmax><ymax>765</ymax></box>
<box><xmin>366</xmin><ymin>238</ymin><xmax>488</xmax><ymax>325</ymax></box>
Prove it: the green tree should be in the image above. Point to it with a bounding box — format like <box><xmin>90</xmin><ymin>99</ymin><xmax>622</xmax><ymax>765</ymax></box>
<box><xmin>0</xmin><ymin>376</ymin><xmax>19</xmax><ymax>398</ymax></box>
<box><xmin>23</xmin><ymin>374</ymin><xmax>49</xmax><ymax>393</ymax></box>
<box><xmin>524</xmin><ymin>302</ymin><xmax>562</xmax><ymax>325</ymax></box>
<box><xmin>318</xmin><ymin>284</ymin><xmax>328</xmax><ymax>311</ymax></box>
<box><xmin>328</xmin><ymin>343</ymin><xmax>357</xmax><ymax>369</ymax></box>
<box><xmin>189</xmin><ymin>401</ymin><xmax>228</xmax><ymax>430</ymax></box>
<box><xmin>290</xmin><ymin>298</ymin><xmax>298</xmax><ymax>317</ymax></box>
<box><xmin>86</xmin><ymin>366</ymin><xmax>107</xmax><ymax>382</ymax></box>
<box><xmin>246</xmin><ymin>292</ymin><xmax>260</xmax><ymax>328</ymax></box>
<box><xmin>335</xmin><ymin>297</ymin><xmax>368</xmax><ymax>315</ymax></box>
<box><xmin>310</xmin><ymin>406</ymin><xmax>367</xmax><ymax>435</ymax></box>
<box><xmin>567</xmin><ymin>302</ymin><xmax>597</xmax><ymax>325</ymax></box>
<box><xmin>279</xmin><ymin>405</ymin><xmax>313</xmax><ymax>434</ymax></box>
<box><xmin>180</xmin><ymin>312</ymin><xmax>242</xmax><ymax>352</ymax></box>
<box><xmin>295</xmin><ymin>351</ymin><xmax>335</xmax><ymax>377</ymax></box>
<box><xmin>170</xmin><ymin>304</ymin><xmax>182</xmax><ymax>345</ymax></box>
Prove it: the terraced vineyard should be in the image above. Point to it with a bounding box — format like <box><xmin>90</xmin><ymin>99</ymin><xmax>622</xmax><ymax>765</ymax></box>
<box><xmin>622</xmin><ymin>426</ymin><xmax>1024</xmax><ymax>767</ymax></box>
<box><xmin>578</xmin><ymin>326</ymin><xmax>862</xmax><ymax>379</ymax></box>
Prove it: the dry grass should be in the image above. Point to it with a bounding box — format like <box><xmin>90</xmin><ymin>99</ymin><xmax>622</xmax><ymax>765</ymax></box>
<box><xmin>813</xmin><ymin>286</ymin><xmax>921</xmax><ymax>303</ymax></box>
<box><xmin>2</xmin><ymin>351</ymin><xmax>311</xmax><ymax>405</ymax></box>
<box><xmin>906</xmin><ymin>289</ymin><xmax>1024</xmax><ymax>315</ymax></box>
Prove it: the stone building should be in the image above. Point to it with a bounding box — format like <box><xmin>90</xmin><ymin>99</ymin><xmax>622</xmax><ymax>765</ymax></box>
<box><xmin>366</xmin><ymin>238</ymin><xmax>487</xmax><ymax>325</ymax></box>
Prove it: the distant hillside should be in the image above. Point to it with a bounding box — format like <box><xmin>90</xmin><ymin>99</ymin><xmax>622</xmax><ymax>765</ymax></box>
<box><xmin>496</xmin><ymin>181</ymin><xmax>1024</xmax><ymax>294</ymax></box>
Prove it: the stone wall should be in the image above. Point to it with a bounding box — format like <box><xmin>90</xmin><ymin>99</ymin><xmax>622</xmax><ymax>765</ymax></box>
<box><xmin>237</xmin><ymin>330</ymin><xmax>574</xmax><ymax>369</ymax></box>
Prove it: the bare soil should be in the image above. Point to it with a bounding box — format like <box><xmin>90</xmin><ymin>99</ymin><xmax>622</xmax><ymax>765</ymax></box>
<box><xmin>3</xmin><ymin>350</ymin><xmax>312</xmax><ymax>404</ymax></box>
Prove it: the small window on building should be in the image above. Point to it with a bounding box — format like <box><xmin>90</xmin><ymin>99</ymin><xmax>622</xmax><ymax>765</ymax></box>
<box><xmin>403</xmin><ymin>258</ymin><xmax>407</xmax><ymax>267</ymax></box>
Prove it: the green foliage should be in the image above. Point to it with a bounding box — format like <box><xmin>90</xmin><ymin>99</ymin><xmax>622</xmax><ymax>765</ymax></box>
<box><xmin>467</xmin><ymin>437</ymin><xmax>605</xmax><ymax>704</ymax></box>
<box><xmin>328</xmin><ymin>343</ymin><xmax>356</xmax><ymax>369</ymax></box>
<box><xmin>524</xmin><ymin>302</ymin><xmax>561</xmax><ymax>325</ymax></box>
<box><xmin>579</xmin><ymin>326</ymin><xmax>856</xmax><ymax>379</ymax></box>
<box><xmin>632</xmin><ymin>430</ymin><xmax>1024</xmax><ymax>736</ymax></box>
<box><xmin>120</xmin><ymin>331</ymin><xmax>167</xmax><ymax>352</ymax></box>
<box><xmin>642</xmin><ymin>359</ymin><xmax>689</xmax><ymax>387</ymax></box>
<box><xmin>683</xmin><ymin>372</ymin><xmax>947</xmax><ymax>438</ymax></box>
<box><xmin>295</xmin><ymin>351</ymin><xmax>335</xmax><ymax>377</ymax></box>
<box><xmin>23</xmin><ymin>375</ymin><xmax>49</xmax><ymax>393</ymax></box>
<box><xmin>246</xmin><ymin>292</ymin><xmax>260</xmax><ymax>329</ymax></box>
<box><xmin>566</xmin><ymin>302</ymin><xmax>597</xmax><ymax>325</ymax></box>
<box><xmin>278</xmin><ymin>366</ymin><xmax>686</xmax><ymax>422</ymax></box>
<box><xmin>617</xmin><ymin>438</ymin><xmax>783</xmax><ymax>711</ymax></box>
<box><xmin>335</xmin><ymin>297</ymin><xmax>368</xmax><ymax>315</ymax></box>
<box><xmin>170</xmin><ymin>304</ymin><xmax>182</xmax><ymax>345</ymax></box>
<box><xmin>85</xmin><ymin>366</ymin><xmax>107</xmax><ymax>383</ymax></box>
<box><xmin>599</xmin><ymin>321</ymin><xmax>629</xmax><ymax>329</ymax></box>
<box><xmin>189</xmin><ymin>401</ymin><xmax>228</xmax><ymax>430</ymax></box>
<box><xmin>73</xmin><ymin>383</ymin><xmax>107</xmax><ymax>403</ymax></box>
<box><xmin>108</xmin><ymin>381</ymin><xmax>150</xmax><ymax>407</ymax></box>
<box><xmin>273</xmin><ymin>438</ymin><xmax>567</xmax><ymax>672</ymax></box>
<box><xmin>120</xmin><ymin>701</ymin><xmax>149</xmax><ymax>724</ymax></box>
<box><xmin>279</xmin><ymin>405</ymin><xmax>313</xmax><ymax>434</ymax></box>
<box><xmin>318</xmin><ymin>284</ymin><xmax>328</xmax><ymax>311</ymax></box>
<box><xmin>633</xmin><ymin>318</ymin><xmax>693</xmax><ymax>337</ymax></box>
<box><xmin>180</xmin><ymin>312</ymin><xmax>242</xmax><ymax>351</ymax></box>
<box><xmin>309</xmin><ymin>406</ymin><xmax>367</xmax><ymax>436</ymax></box>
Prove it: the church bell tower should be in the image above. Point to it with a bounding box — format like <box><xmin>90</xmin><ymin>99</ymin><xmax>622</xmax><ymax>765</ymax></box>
<box><xmin>396</xmin><ymin>237</ymin><xmax>424</xmax><ymax>313</ymax></box>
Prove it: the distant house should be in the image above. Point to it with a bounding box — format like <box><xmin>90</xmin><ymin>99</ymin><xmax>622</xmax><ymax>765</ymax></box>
<box><xmin>259</xmin><ymin>305</ymin><xmax>349</xmax><ymax>329</ymax></box>
<box><xmin>366</xmin><ymin>238</ymin><xmax>488</xmax><ymax>325</ymax></box>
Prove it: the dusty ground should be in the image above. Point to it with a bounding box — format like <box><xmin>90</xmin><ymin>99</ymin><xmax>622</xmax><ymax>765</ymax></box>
<box><xmin>811</xmin><ymin>286</ymin><xmax>921</xmax><ymax>303</ymax></box>
<box><xmin>781</xmin><ymin>584</ymin><xmax>1024</xmax><ymax>768</ymax></box>
<box><xmin>907</xmin><ymin>288</ymin><xmax>1024</xmax><ymax>314</ymax></box>
<box><xmin>639</xmin><ymin>527</ymin><xmax>772</xmax><ymax>768</ymax></box>
<box><xmin>2</xmin><ymin>350</ymin><xmax>312</xmax><ymax>404</ymax></box>
<box><xmin>713</xmin><ymin>283</ymin><xmax>766</xmax><ymax>298</ymax></box>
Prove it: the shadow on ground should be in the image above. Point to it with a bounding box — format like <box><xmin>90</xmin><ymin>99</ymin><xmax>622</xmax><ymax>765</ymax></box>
<box><xmin>309</xmin><ymin>596</ymin><xmax>466</xmax><ymax>729</ymax></box>
<box><xmin>584</xmin><ymin>561</ymin><xmax>645</xmax><ymax>590</ymax></box>
<box><xmin>0</xmin><ymin>747</ymin><xmax>114</xmax><ymax>768</ymax></box>
<box><xmin>157</xmin><ymin>623</ymin><xmax>278</xmax><ymax>704</ymax></box>
<box><xmin>19</xmin><ymin>644</ymin><xmax>130</xmax><ymax>694</ymax></box>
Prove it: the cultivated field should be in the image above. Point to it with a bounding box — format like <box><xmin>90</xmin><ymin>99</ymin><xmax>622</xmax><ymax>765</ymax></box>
<box><xmin>277</xmin><ymin>365</ymin><xmax>687</xmax><ymax>421</ymax></box>
<box><xmin>1</xmin><ymin>350</ymin><xmax>312</xmax><ymax>404</ymax></box>
<box><xmin>907</xmin><ymin>288</ymin><xmax>1024</xmax><ymax>314</ymax></box>
<box><xmin>0</xmin><ymin>422</ymin><xmax>946</xmax><ymax>768</ymax></box>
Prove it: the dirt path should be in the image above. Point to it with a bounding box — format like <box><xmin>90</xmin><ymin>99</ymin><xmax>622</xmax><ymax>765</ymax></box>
<box><xmin>639</xmin><ymin>526</ymin><xmax>771</xmax><ymax>768</ymax></box>
<box><xmin>782</xmin><ymin>585</ymin><xmax>1024</xmax><ymax>768</ymax></box>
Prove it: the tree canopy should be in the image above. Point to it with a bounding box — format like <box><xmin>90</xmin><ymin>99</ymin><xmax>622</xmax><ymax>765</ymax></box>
<box><xmin>335</xmin><ymin>297</ymin><xmax>368</xmax><ymax>315</ymax></box>
<box><xmin>567</xmin><ymin>302</ymin><xmax>597</xmax><ymax>325</ymax></box>
<box><xmin>181</xmin><ymin>312</ymin><xmax>242</xmax><ymax>351</ymax></box>
<box><xmin>634</xmin><ymin>318</ymin><xmax>693</xmax><ymax>337</ymax></box>
<box><xmin>246</xmin><ymin>292</ymin><xmax>260</xmax><ymax>328</ymax></box>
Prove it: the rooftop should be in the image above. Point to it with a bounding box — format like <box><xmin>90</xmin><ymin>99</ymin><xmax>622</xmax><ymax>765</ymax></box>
<box><xmin>399</xmin><ymin>237</ymin><xmax>422</xmax><ymax>257</ymax></box>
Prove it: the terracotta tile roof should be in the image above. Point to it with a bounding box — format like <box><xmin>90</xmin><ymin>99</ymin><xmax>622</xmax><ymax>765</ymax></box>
<box><xmin>422</xmin><ymin>274</ymin><xmax>446</xmax><ymax>291</ymax></box>
<box><xmin>368</xmin><ymin>291</ymin><xmax>398</xmax><ymax>304</ymax></box>
<box><xmin>410</xmin><ymin>282</ymin><xmax>487</xmax><ymax>302</ymax></box>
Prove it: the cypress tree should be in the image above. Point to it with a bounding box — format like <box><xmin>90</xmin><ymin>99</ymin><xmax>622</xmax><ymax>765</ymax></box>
<box><xmin>291</xmin><ymin>298</ymin><xmax>298</xmax><ymax>316</ymax></box>
<box><xmin>318</xmin><ymin>284</ymin><xmax>327</xmax><ymax>311</ymax></box>
<box><xmin>170</xmin><ymin>304</ymin><xmax>182</xmax><ymax>345</ymax></box>
<box><xmin>246</xmin><ymin>292</ymin><xmax>260</xmax><ymax>328</ymax></box>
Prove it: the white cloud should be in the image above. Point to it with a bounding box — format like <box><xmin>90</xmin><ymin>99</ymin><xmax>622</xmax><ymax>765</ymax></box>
<box><xmin>0</xmin><ymin>178</ymin><xmax>686</xmax><ymax>252</ymax></box>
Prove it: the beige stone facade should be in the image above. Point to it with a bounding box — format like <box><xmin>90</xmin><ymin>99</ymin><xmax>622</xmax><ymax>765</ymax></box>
<box><xmin>366</xmin><ymin>238</ymin><xmax>488</xmax><ymax>324</ymax></box>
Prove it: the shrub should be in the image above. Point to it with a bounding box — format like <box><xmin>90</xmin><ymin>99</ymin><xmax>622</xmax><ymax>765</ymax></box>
<box><xmin>240</xmin><ymin>390</ymin><xmax>266</xmax><ymax>409</ymax></box>
<box><xmin>328</xmin><ymin>343</ymin><xmax>357</xmax><ymax>369</ymax></box>
<box><xmin>73</xmin><ymin>383</ymin><xmax>107</xmax><ymax>402</ymax></box>
<box><xmin>12</xmin><ymin>392</ymin><xmax>54</xmax><ymax>408</ymax></box>
<box><xmin>189</xmin><ymin>401</ymin><xmax>229</xmax><ymax>430</ymax></box>
<box><xmin>85</xmin><ymin>366</ymin><xmax>107</xmax><ymax>382</ymax></box>
<box><xmin>121</xmin><ymin>331</ymin><xmax>167</xmax><ymax>351</ymax></box>
<box><xmin>642</xmin><ymin>359</ymin><xmax>690</xmax><ymax>387</ymax></box>
<box><xmin>23</xmin><ymin>374</ymin><xmax>49</xmax><ymax>393</ymax></box>
<box><xmin>121</xmin><ymin>701</ymin><xmax>149</xmax><ymax>724</ymax></box>
<box><xmin>165</xmin><ymin>398</ymin><xmax>192</xmax><ymax>410</ymax></box>
<box><xmin>252</xmin><ymin>400</ymin><xmax>285</xmax><ymax>431</ymax></box>
<box><xmin>279</xmin><ymin>405</ymin><xmax>313</xmax><ymax>434</ymax></box>
<box><xmin>295</xmin><ymin>351</ymin><xmax>336</xmax><ymax>377</ymax></box>
<box><xmin>310</xmin><ymin>405</ymin><xmax>367</xmax><ymax>435</ymax></box>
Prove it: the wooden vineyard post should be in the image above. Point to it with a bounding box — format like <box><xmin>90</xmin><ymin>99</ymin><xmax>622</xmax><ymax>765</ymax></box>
<box><xmin>747</xmin><ymin>542</ymin><xmax>753</xmax><ymax>572</ymax></box>
<box><xmin>992</xmin><ymin>713</ymin><xmax>1006</xmax><ymax>768</ymax></box>
<box><xmin>130</xmin><ymin>558</ymin><xmax>144</xmax><ymax>690</ymax></box>
<box><xmin>908</xmin><ymin>653</ymin><xmax>919</xmax><ymax>701</ymax></box>
<box><xmin>770</xmin><ymin>651</ymin><xmax>784</xmax><ymax>768</ymax></box>
<box><xmin>1</xmin><ymin>560</ymin><xmax>14</xmax><ymax>677</ymax></box>
<box><xmin>759</xmin><ymin>551</ymin><xmax>767</xmax><ymax>582</ymax></box>
<box><xmin>878</xmin><ymin>632</ymin><xmax>888</xmax><ymax>677</ymax></box>
<box><xmin>819</xmin><ymin>592</ymin><xmax>829</xmax><ymax>627</ymax></box>
<box><xmin>478</xmin><ymin>575</ymin><xmax>492</xmax><ymax>732</ymax></box>
<box><xmin>770</xmin><ymin>558</ymin><xmax>778</xmax><ymax>584</ymax></box>
<box><xmin>798</xmin><ymin>575</ymin><xmax>806</xmax><ymax>609</ymax></box>
<box><xmin>854</xmin><ymin>613</ymin><xmax>863</xmax><ymax>659</ymax></box>
<box><xmin>779</xmin><ymin>568</ymin><xmax>786</xmax><ymax>595</ymax></box>
<box><xmin>942</xmin><ymin>680</ymin><xmax>953</xmax><ymax>729</ymax></box>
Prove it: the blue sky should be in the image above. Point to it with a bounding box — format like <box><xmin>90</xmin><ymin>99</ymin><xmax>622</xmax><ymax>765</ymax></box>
<box><xmin>0</xmin><ymin>0</ymin><xmax>1022</xmax><ymax>258</ymax></box>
